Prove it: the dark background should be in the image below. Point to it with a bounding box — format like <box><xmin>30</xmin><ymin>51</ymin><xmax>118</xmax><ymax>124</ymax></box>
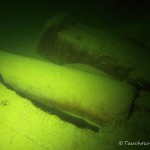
<box><xmin>0</xmin><ymin>0</ymin><xmax>149</xmax><ymax>56</ymax></box>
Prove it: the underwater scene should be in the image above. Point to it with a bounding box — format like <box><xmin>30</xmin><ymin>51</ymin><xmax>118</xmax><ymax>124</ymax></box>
<box><xmin>0</xmin><ymin>0</ymin><xmax>150</xmax><ymax>149</ymax></box>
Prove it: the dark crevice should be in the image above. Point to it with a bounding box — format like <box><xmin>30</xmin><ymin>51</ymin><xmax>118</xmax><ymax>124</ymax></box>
<box><xmin>127</xmin><ymin>86</ymin><xmax>140</xmax><ymax>120</ymax></box>
<box><xmin>32</xmin><ymin>100</ymin><xmax>100</xmax><ymax>132</ymax></box>
<box><xmin>0</xmin><ymin>74</ymin><xmax>99</xmax><ymax>132</ymax></box>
